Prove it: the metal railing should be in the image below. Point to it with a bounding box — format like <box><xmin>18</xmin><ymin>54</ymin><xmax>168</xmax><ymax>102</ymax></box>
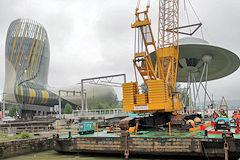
<box><xmin>73</xmin><ymin>108</ymin><xmax>131</xmax><ymax>117</ymax></box>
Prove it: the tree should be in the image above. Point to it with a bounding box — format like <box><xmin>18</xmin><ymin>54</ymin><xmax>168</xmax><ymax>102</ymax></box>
<box><xmin>64</xmin><ymin>103</ymin><xmax>73</xmax><ymax>114</ymax></box>
<box><xmin>110</xmin><ymin>94</ymin><xmax>119</xmax><ymax>107</ymax></box>
<box><xmin>7</xmin><ymin>104</ymin><xmax>20</xmax><ymax>117</ymax></box>
<box><xmin>95</xmin><ymin>103</ymin><xmax>105</xmax><ymax>109</ymax></box>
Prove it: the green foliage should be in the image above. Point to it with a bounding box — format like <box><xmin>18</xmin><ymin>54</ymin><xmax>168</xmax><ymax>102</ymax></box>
<box><xmin>7</xmin><ymin>104</ymin><xmax>20</xmax><ymax>117</ymax></box>
<box><xmin>12</xmin><ymin>132</ymin><xmax>30</xmax><ymax>139</ymax></box>
<box><xmin>18</xmin><ymin>132</ymin><xmax>30</xmax><ymax>139</ymax></box>
<box><xmin>64</xmin><ymin>103</ymin><xmax>73</xmax><ymax>114</ymax></box>
<box><xmin>88</xmin><ymin>91</ymin><xmax>121</xmax><ymax>109</ymax></box>
<box><xmin>110</xmin><ymin>94</ymin><xmax>119</xmax><ymax>107</ymax></box>
<box><xmin>0</xmin><ymin>132</ymin><xmax>31</xmax><ymax>141</ymax></box>
<box><xmin>87</xmin><ymin>87</ymin><xmax>121</xmax><ymax>109</ymax></box>
<box><xmin>96</xmin><ymin>103</ymin><xmax>105</xmax><ymax>109</ymax></box>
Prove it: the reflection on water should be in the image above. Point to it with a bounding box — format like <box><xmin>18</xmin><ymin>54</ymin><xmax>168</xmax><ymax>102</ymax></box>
<box><xmin>5</xmin><ymin>150</ymin><xmax>191</xmax><ymax>160</ymax></box>
<box><xmin>6</xmin><ymin>150</ymin><xmax>122</xmax><ymax>160</ymax></box>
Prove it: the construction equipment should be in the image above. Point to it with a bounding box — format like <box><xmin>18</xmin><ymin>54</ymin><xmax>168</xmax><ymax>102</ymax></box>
<box><xmin>78</xmin><ymin>122</ymin><xmax>94</xmax><ymax>135</ymax></box>
<box><xmin>120</xmin><ymin>0</ymin><xmax>184</xmax><ymax>130</ymax></box>
<box><xmin>214</xmin><ymin>118</ymin><xmax>231</xmax><ymax>132</ymax></box>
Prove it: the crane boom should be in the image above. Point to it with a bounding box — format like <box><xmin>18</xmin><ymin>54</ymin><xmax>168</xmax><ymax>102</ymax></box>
<box><xmin>158</xmin><ymin>0</ymin><xmax>179</xmax><ymax>91</ymax></box>
<box><xmin>122</xmin><ymin>0</ymin><xmax>182</xmax><ymax>114</ymax></box>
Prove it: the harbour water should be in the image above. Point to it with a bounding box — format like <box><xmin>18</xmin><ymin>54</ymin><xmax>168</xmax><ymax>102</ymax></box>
<box><xmin>6</xmin><ymin>150</ymin><xmax>124</xmax><ymax>160</ymax></box>
<box><xmin>5</xmin><ymin>150</ymin><xmax>199</xmax><ymax>160</ymax></box>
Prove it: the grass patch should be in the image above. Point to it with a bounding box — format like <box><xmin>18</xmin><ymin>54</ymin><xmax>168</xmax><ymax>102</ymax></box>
<box><xmin>0</xmin><ymin>131</ymin><xmax>31</xmax><ymax>141</ymax></box>
<box><xmin>15</xmin><ymin>132</ymin><xmax>30</xmax><ymax>139</ymax></box>
<box><xmin>0</xmin><ymin>132</ymin><xmax>4</xmax><ymax>137</ymax></box>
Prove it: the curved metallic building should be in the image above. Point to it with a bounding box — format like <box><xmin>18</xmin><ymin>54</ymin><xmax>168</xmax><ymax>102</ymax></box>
<box><xmin>4</xmin><ymin>19</ymin><xmax>115</xmax><ymax>108</ymax></box>
<box><xmin>4</xmin><ymin>19</ymin><xmax>58</xmax><ymax>106</ymax></box>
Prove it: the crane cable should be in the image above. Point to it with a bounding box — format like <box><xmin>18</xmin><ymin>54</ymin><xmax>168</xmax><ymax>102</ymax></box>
<box><xmin>187</xmin><ymin>0</ymin><xmax>217</xmax><ymax>43</ymax></box>
<box><xmin>147</xmin><ymin>0</ymin><xmax>151</xmax><ymax>8</ymax></box>
<box><xmin>186</xmin><ymin>0</ymin><xmax>204</xmax><ymax>39</ymax></box>
<box><xmin>136</xmin><ymin>0</ymin><xmax>151</xmax><ymax>10</ymax></box>
<box><xmin>187</xmin><ymin>0</ymin><xmax>201</xmax><ymax>24</ymax></box>
<box><xmin>136</xmin><ymin>0</ymin><xmax>141</xmax><ymax>10</ymax></box>
<box><xmin>184</xmin><ymin>0</ymin><xmax>192</xmax><ymax>34</ymax></box>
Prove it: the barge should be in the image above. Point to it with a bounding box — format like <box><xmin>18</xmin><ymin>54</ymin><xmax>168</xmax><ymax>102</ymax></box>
<box><xmin>53</xmin><ymin>125</ymin><xmax>240</xmax><ymax>160</ymax></box>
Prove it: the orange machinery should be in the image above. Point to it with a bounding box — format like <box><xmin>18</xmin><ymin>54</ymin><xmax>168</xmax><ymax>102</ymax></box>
<box><xmin>120</xmin><ymin>0</ymin><xmax>183</xmax><ymax>130</ymax></box>
<box><xmin>123</xmin><ymin>0</ymin><xmax>182</xmax><ymax>113</ymax></box>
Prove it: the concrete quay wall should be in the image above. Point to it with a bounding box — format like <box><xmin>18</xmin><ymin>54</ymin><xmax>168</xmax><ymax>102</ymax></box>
<box><xmin>0</xmin><ymin>137</ymin><xmax>53</xmax><ymax>159</ymax></box>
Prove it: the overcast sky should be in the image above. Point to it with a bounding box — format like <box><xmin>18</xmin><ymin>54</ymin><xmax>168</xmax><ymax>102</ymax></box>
<box><xmin>0</xmin><ymin>0</ymin><xmax>240</xmax><ymax>102</ymax></box>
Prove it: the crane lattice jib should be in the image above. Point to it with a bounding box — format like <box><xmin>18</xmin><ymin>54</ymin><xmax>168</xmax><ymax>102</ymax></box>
<box><xmin>157</xmin><ymin>0</ymin><xmax>179</xmax><ymax>92</ymax></box>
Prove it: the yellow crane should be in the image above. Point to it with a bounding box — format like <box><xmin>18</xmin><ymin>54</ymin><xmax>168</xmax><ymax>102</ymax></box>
<box><xmin>120</xmin><ymin>0</ymin><xmax>183</xmax><ymax>130</ymax></box>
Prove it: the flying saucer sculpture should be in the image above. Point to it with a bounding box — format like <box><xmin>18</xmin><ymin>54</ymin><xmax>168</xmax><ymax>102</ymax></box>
<box><xmin>177</xmin><ymin>37</ymin><xmax>240</xmax><ymax>115</ymax></box>
<box><xmin>149</xmin><ymin>37</ymin><xmax>239</xmax><ymax>115</ymax></box>
<box><xmin>177</xmin><ymin>37</ymin><xmax>240</xmax><ymax>82</ymax></box>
